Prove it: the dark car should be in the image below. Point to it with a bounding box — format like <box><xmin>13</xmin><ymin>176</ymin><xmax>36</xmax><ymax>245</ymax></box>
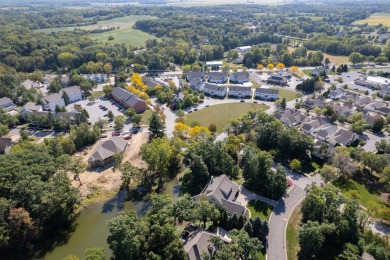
<box><xmin>188</xmin><ymin>110</ymin><xmax>193</xmax><ymax>113</ymax></box>
<box><xmin>240</xmin><ymin>100</ymin><xmax>245</xmax><ymax>102</ymax></box>
<box><xmin>111</xmin><ymin>131</ymin><xmax>121</xmax><ymax>136</ymax></box>
<box><xmin>194</xmin><ymin>108</ymin><xmax>198</xmax><ymax>111</ymax></box>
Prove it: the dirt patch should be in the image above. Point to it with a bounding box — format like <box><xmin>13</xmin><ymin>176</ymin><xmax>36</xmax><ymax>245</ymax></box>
<box><xmin>68</xmin><ymin>132</ymin><xmax>149</xmax><ymax>200</ymax></box>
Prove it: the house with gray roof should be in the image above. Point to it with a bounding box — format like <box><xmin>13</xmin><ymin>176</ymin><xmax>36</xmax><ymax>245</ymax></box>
<box><xmin>378</xmin><ymin>87</ymin><xmax>390</xmax><ymax>98</ymax></box>
<box><xmin>362</xmin><ymin>113</ymin><xmax>383</xmax><ymax>128</ymax></box>
<box><xmin>88</xmin><ymin>137</ymin><xmax>128</xmax><ymax>167</ymax></box>
<box><xmin>189</xmin><ymin>78</ymin><xmax>206</xmax><ymax>92</ymax></box>
<box><xmin>182</xmin><ymin>224</ymin><xmax>230</xmax><ymax>260</ymax></box>
<box><xmin>196</xmin><ymin>174</ymin><xmax>245</xmax><ymax>215</ymax></box>
<box><xmin>254</xmin><ymin>88</ymin><xmax>279</xmax><ymax>100</ymax></box>
<box><xmin>203</xmin><ymin>84</ymin><xmax>227</xmax><ymax>98</ymax></box>
<box><xmin>274</xmin><ymin>109</ymin><xmax>309</xmax><ymax>127</ymax></box>
<box><xmin>329</xmin><ymin>88</ymin><xmax>345</xmax><ymax>100</ymax></box>
<box><xmin>229</xmin><ymin>86</ymin><xmax>252</xmax><ymax>98</ymax></box>
<box><xmin>316</xmin><ymin>124</ymin><xmax>339</xmax><ymax>142</ymax></box>
<box><xmin>354</xmin><ymin>96</ymin><xmax>372</xmax><ymax>108</ymax></box>
<box><xmin>266</xmin><ymin>75</ymin><xmax>287</xmax><ymax>86</ymax></box>
<box><xmin>62</xmin><ymin>86</ymin><xmax>82</xmax><ymax>104</ymax></box>
<box><xmin>208</xmin><ymin>72</ymin><xmax>228</xmax><ymax>84</ymax></box>
<box><xmin>42</xmin><ymin>93</ymin><xmax>65</xmax><ymax>111</ymax></box>
<box><xmin>186</xmin><ymin>72</ymin><xmax>206</xmax><ymax>82</ymax></box>
<box><xmin>0</xmin><ymin>97</ymin><xmax>15</xmax><ymax>111</ymax></box>
<box><xmin>354</xmin><ymin>79</ymin><xmax>373</xmax><ymax>89</ymax></box>
<box><xmin>229</xmin><ymin>71</ymin><xmax>250</xmax><ymax>84</ymax></box>
<box><xmin>301</xmin><ymin>118</ymin><xmax>327</xmax><ymax>135</ymax></box>
<box><xmin>329</xmin><ymin>128</ymin><xmax>358</xmax><ymax>146</ymax></box>
<box><xmin>111</xmin><ymin>87</ymin><xmax>147</xmax><ymax>113</ymax></box>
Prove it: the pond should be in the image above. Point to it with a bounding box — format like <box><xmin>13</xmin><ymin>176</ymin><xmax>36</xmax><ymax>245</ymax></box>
<box><xmin>43</xmin><ymin>177</ymin><xmax>180</xmax><ymax>260</ymax></box>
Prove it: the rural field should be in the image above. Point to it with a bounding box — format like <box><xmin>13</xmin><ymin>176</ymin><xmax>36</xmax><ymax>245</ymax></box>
<box><xmin>185</xmin><ymin>102</ymin><xmax>269</xmax><ymax>132</ymax></box>
<box><xmin>287</xmin><ymin>46</ymin><xmax>349</xmax><ymax>65</ymax></box>
<box><xmin>354</xmin><ymin>13</ymin><xmax>390</xmax><ymax>27</ymax></box>
<box><xmin>36</xmin><ymin>15</ymin><xmax>157</xmax><ymax>47</ymax></box>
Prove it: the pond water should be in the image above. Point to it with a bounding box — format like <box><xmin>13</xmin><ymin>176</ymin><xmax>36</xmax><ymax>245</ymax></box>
<box><xmin>43</xmin><ymin>177</ymin><xmax>180</xmax><ymax>260</ymax></box>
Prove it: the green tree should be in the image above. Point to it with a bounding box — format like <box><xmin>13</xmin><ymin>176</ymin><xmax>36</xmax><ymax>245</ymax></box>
<box><xmin>191</xmin><ymin>196</ymin><xmax>220</xmax><ymax>228</ymax></box>
<box><xmin>0</xmin><ymin>124</ymin><xmax>9</xmax><ymax>136</ymax></box>
<box><xmin>372</xmin><ymin>116</ymin><xmax>385</xmax><ymax>133</ymax></box>
<box><xmin>114</xmin><ymin>115</ymin><xmax>126</xmax><ymax>129</ymax></box>
<box><xmin>67</xmin><ymin>157</ymin><xmax>88</xmax><ymax>187</ymax></box>
<box><xmin>289</xmin><ymin>159</ymin><xmax>302</xmax><ymax>171</ymax></box>
<box><xmin>148</xmin><ymin>112</ymin><xmax>165</xmax><ymax>140</ymax></box>
<box><xmin>140</xmin><ymin>138</ymin><xmax>173</xmax><ymax>183</ymax></box>
<box><xmin>280</xmin><ymin>98</ymin><xmax>287</xmax><ymax>110</ymax></box>
<box><xmin>83</xmin><ymin>247</ymin><xmax>107</xmax><ymax>260</ymax></box>
<box><xmin>181</xmin><ymin>155</ymin><xmax>209</xmax><ymax>195</ymax></box>
<box><xmin>172</xmin><ymin>194</ymin><xmax>194</xmax><ymax>223</ymax></box>
<box><xmin>58</xmin><ymin>52</ymin><xmax>76</xmax><ymax>70</ymax></box>
<box><xmin>124</xmin><ymin>108</ymin><xmax>136</xmax><ymax>118</ymax></box>
<box><xmin>299</xmin><ymin>221</ymin><xmax>326</xmax><ymax>258</ymax></box>
<box><xmin>349</xmin><ymin>52</ymin><xmax>364</xmax><ymax>65</ymax></box>
<box><xmin>107</xmin><ymin>110</ymin><xmax>114</xmax><ymax>121</ymax></box>
<box><xmin>131</xmin><ymin>114</ymin><xmax>142</xmax><ymax>127</ymax></box>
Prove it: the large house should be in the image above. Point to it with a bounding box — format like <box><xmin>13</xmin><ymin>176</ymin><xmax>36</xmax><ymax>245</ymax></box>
<box><xmin>203</xmin><ymin>84</ymin><xmax>227</xmax><ymax>98</ymax></box>
<box><xmin>42</xmin><ymin>93</ymin><xmax>65</xmax><ymax>111</ymax></box>
<box><xmin>379</xmin><ymin>87</ymin><xmax>390</xmax><ymax>98</ymax></box>
<box><xmin>266</xmin><ymin>75</ymin><xmax>287</xmax><ymax>86</ymax></box>
<box><xmin>229</xmin><ymin>86</ymin><xmax>252</xmax><ymax>98</ymax></box>
<box><xmin>229</xmin><ymin>71</ymin><xmax>250</xmax><ymax>84</ymax></box>
<box><xmin>196</xmin><ymin>174</ymin><xmax>245</xmax><ymax>215</ymax></box>
<box><xmin>88</xmin><ymin>137</ymin><xmax>128</xmax><ymax>167</ymax></box>
<box><xmin>62</xmin><ymin>86</ymin><xmax>82</xmax><ymax>104</ymax></box>
<box><xmin>310</xmin><ymin>67</ymin><xmax>326</xmax><ymax>77</ymax></box>
<box><xmin>328</xmin><ymin>128</ymin><xmax>358</xmax><ymax>146</ymax></box>
<box><xmin>366</xmin><ymin>76</ymin><xmax>390</xmax><ymax>88</ymax></box>
<box><xmin>182</xmin><ymin>224</ymin><xmax>230</xmax><ymax>260</ymax></box>
<box><xmin>0</xmin><ymin>97</ymin><xmax>15</xmax><ymax>111</ymax></box>
<box><xmin>274</xmin><ymin>109</ymin><xmax>308</xmax><ymax>127</ymax></box>
<box><xmin>254</xmin><ymin>88</ymin><xmax>279</xmax><ymax>100</ymax></box>
<box><xmin>208</xmin><ymin>72</ymin><xmax>228</xmax><ymax>84</ymax></box>
<box><xmin>186</xmin><ymin>72</ymin><xmax>206</xmax><ymax>82</ymax></box>
<box><xmin>301</xmin><ymin>118</ymin><xmax>328</xmax><ymax>136</ymax></box>
<box><xmin>111</xmin><ymin>87</ymin><xmax>147</xmax><ymax>113</ymax></box>
<box><xmin>354</xmin><ymin>79</ymin><xmax>373</xmax><ymax>89</ymax></box>
<box><xmin>329</xmin><ymin>88</ymin><xmax>345</xmax><ymax>100</ymax></box>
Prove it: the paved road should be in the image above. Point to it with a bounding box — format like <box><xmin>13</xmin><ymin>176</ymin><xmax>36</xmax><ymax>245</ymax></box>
<box><xmin>267</xmin><ymin>171</ymin><xmax>323</xmax><ymax>260</ymax></box>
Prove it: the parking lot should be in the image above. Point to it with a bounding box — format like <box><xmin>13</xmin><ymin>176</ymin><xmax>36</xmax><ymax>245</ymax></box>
<box><xmin>66</xmin><ymin>98</ymin><xmax>126</xmax><ymax>125</ymax></box>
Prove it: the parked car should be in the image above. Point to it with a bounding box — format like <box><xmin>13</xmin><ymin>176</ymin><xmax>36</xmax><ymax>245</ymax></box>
<box><xmin>109</xmin><ymin>123</ymin><xmax>113</xmax><ymax>127</ymax></box>
<box><xmin>111</xmin><ymin>131</ymin><xmax>121</xmax><ymax>136</ymax></box>
<box><xmin>100</xmin><ymin>134</ymin><xmax>108</xmax><ymax>138</ymax></box>
<box><xmin>240</xmin><ymin>100</ymin><xmax>245</xmax><ymax>102</ymax></box>
<box><xmin>123</xmin><ymin>134</ymin><xmax>132</xmax><ymax>140</ymax></box>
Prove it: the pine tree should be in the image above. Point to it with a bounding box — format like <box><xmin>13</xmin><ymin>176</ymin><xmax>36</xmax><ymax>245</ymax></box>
<box><xmin>219</xmin><ymin>209</ymin><xmax>228</xmax><ymax>228</ymax></box>
<box><xmin>243</xmin><ymin>221</ymin><xmax>253</xmax><ymax>237</ymax></box>
<box><xmin>280</xmin><ymin>98</ymin><xmax>287</xmax><ymax>110</ymax></box>
<box><xmin>237</xmin><ymin>214</ymin><xmax>244</xmax><ymax>230</ymax></box>
<box><xmin>253</xmin><ymin>217</ymin><xmax>262</xmax><ymax>238</ymax></box>
<box><xmin>148</xmin><ymin>112</ymin><xmax>165</xmax><ymax>140</ymax></box>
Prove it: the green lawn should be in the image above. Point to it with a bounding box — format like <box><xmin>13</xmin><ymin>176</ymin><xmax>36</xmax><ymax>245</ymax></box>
<box><xmin>90</xmin><ymin>91</ymin><xmax>104</xmax><ymax>100</ymax></box>
<box><xmin>140</xmin><ymin>109</ymin><xmax>154</xmax><ymax>125</ymax></box>
<box><xmin>354</xmin><ymin>13</ymin><xmax>390</xmax><ymax>27</ymax></box>
<box><xmin>270</xmin><ymin>88</ymin><xmax>299</xmax><ymax>102</ymax></box>
<box><xmin>185</xmin><ymin>103</ymin><xmax>269</xmax><ymax>133</ymax></box>
<box><xmin>36</xmin><ymin>16</ymin><xmax>157</xmax><ymax>47</ymax></box>
<box><xmin>335</xmin><ymin>179</ymin><xmax>389</xmax><ymax>219</ymax></box>
<box><xmin>247</xmin><ymin>200</ymin><xmax>273</xmax><ymax>221</ymax></box>
<box><xmin>286</xmin><ymin>205</ymin><xmax>301</xmax><ymax>260</ymax></box>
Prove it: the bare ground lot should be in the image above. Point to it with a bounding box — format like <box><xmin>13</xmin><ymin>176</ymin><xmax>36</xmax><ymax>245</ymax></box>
<box><xmin>68</xmin><ymin>132</ymin><xmax>149</xmax><ymax>200</ymax></box>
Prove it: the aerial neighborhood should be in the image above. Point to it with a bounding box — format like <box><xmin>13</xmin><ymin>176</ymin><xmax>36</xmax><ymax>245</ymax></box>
<box><xmin>0</xmin><ymin>1</ymin><xmax>390</xmax><ymax>260</ymax></box>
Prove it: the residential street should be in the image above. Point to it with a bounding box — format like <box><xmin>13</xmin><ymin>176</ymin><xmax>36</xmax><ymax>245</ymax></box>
<box><xmin>267</xmin><ymin>171</ymin><xmax>323</xmax><ymax>260</ymax></box>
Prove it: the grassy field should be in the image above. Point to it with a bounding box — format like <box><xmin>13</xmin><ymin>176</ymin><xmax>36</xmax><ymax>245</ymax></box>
<box><xmin>36</xmin><ymin>16</ymin><xmax>157</xmax><ymax>47</ymax></box>
<box><xmin>286</xmin><ymin>205</ymin><xmax>301</xmax><ymax>260</ymax></box>
<box><xmin>288</xmin><ymin>47</ymin><xmax>349</xmax><ymax>65</ymax></box>
<box><xmin>354</xmin><ymin>13</ymin><xmax>390</xmax><ymax>27</ymax></box>
<box><xmin>335</xmin><ymin>179</ymin><xmax>389</xmax><ymax>218</ymax></box>
<box><xmin>185</xmin><ymin>103</ymin><xmax>269</xmax><ymax>132</ymax></box>
<box><xmin>90</xmin><ymin>91</ymin><xmax>104</xmax><ymax>100</ymax></box>
<box><xmin>270</xmin><ymin>88</ymin><xmax>299</xmax><ymax>102</ymax></box>
<box><xmin>247</xmin><ymin>200</ymin><xmax>273</xmax><ymax>221</ymax></box>
<box><xmin>140</xmin><ymin>109</ymin><xmax>154</xmax><ymax>125</ymax></box>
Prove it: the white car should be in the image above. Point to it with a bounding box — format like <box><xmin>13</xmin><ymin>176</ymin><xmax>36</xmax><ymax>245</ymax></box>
<box><xmin>109</xmin><ymin>123</ymin><xmax>113</xmax><ymax>127</ymax></box>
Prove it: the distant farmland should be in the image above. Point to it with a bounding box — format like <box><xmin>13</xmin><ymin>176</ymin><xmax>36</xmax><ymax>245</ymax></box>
<box><xmin>36</xmin><ymin>15</ymin><xmax>158</xmax><ymax>47</ymax></box>
<box><xmin>354</xmin><ymin>13</ymin><xmax>390</xmax><ymax>27</ymax></box>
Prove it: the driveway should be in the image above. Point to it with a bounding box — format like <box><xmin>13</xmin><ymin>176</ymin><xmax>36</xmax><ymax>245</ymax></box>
<box><xmin>361</xmin><ymin>131</ymin><xmax>388</xmax><ymax>152</ymax></box>
<box><xmin>267</xmin><ymin>170</ymin><xmax>323</xmax><ymax>260</ymax></box>
<box><xmin>236</xmin><ymin>186</ymin><xmax>278</xmax><ymax>208</ymax></box>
